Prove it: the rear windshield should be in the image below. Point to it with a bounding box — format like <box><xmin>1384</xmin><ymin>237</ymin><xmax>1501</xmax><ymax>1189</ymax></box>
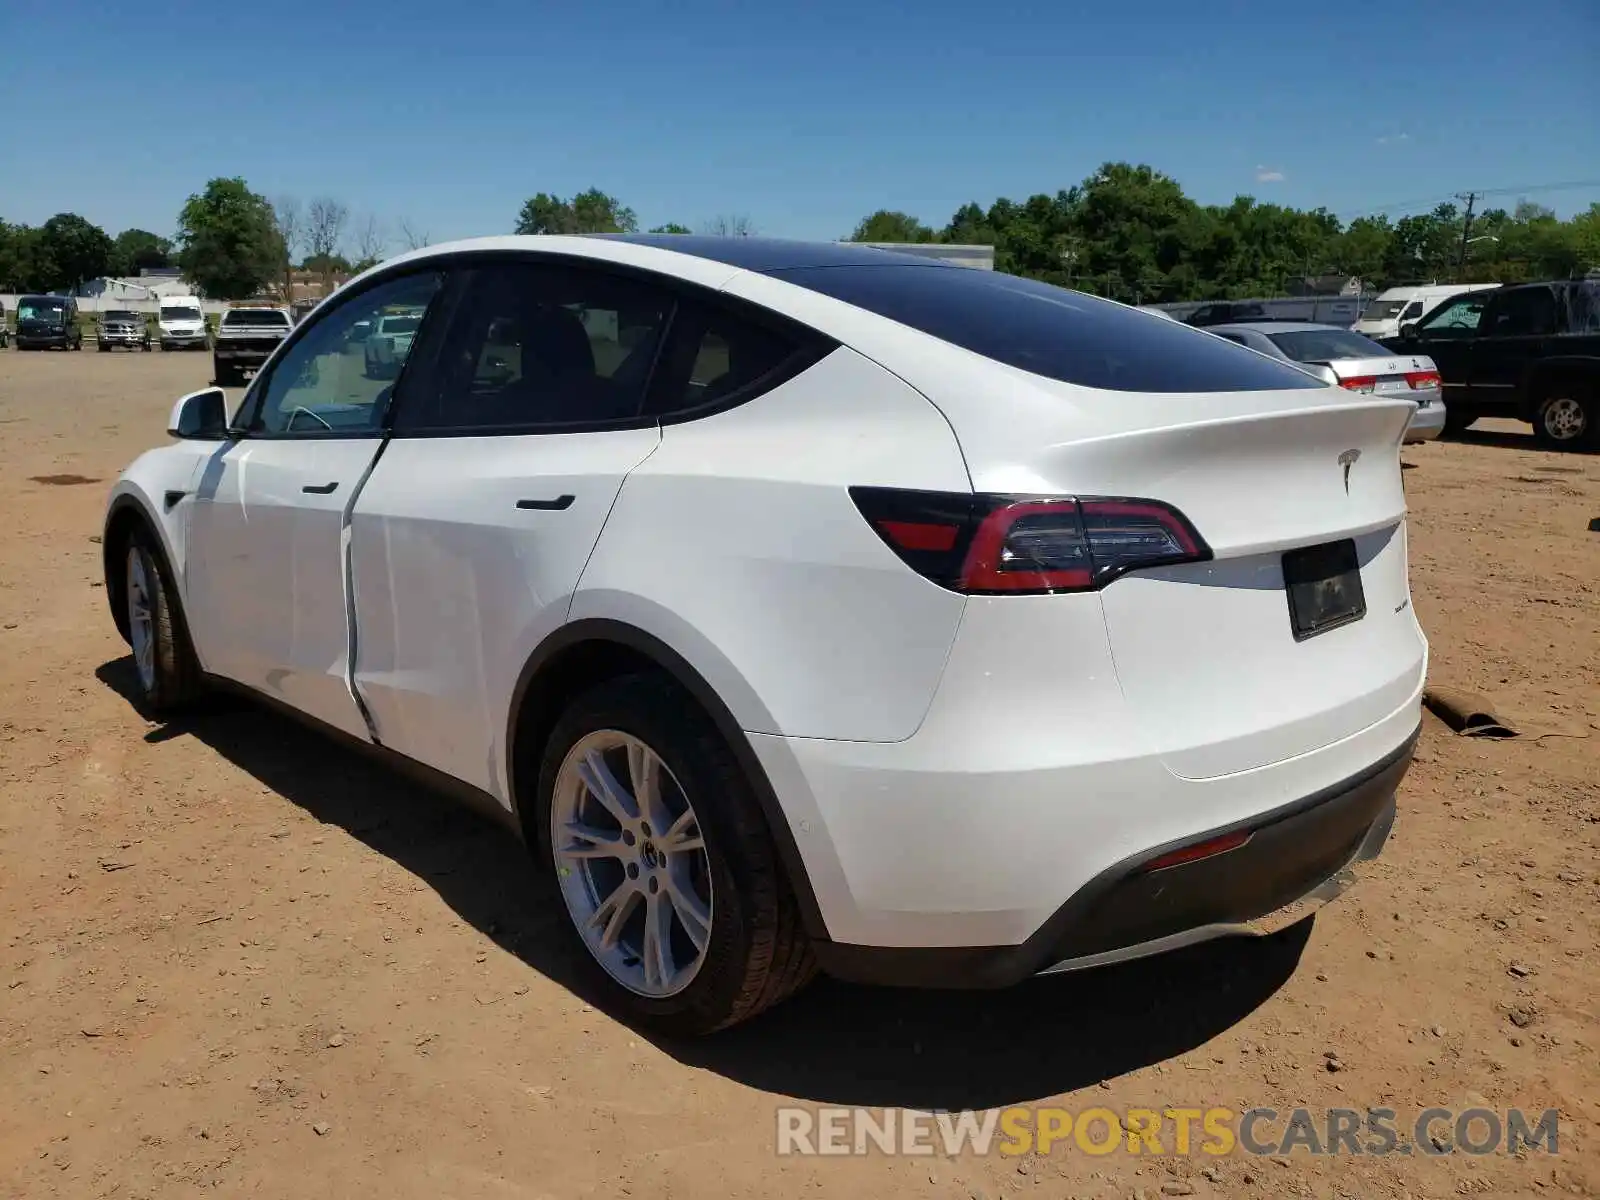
<box><xmin>773</xmin><ymin>266</ymin><xmax>1323</xmax><ymax>392</ymax></box>
<box><xmin>223</xmin><ymin>310</ymin><xmax>289</xmax><ymax>327</ymax></box>
<box><xmin>1359</xmin><ymin>300</ymin><xmax>1408</xmax><ymax>322</ymax></box>
<box><xmin>1267</xmin><ymin>329</ymin><xmax>1390</xmax><ymax>362</ymax></box>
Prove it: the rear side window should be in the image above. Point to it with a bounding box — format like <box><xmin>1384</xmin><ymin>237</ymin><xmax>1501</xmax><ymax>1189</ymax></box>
<box><xmin>772</xmin><ymin>266</ymin><xmax>1323</xmax><ymax>392</ymax></box>
<box><xmin>1268</xmin><ymin>329</ymin><xmax>1389</xmax><ymax>361</ymax></box>
<box><xmin>643</xmin><ymin>300</ymin><xmax>812</xmax><ymax>418</ymax></box>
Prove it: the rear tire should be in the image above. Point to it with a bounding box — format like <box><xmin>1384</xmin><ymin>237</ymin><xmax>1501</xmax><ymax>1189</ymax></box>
<box><xmin>533</xmin><ymin>674</ymin><xmax>815</xmax><ymax>1035</ymax></box>
<box><xmin>121</xmin><ymin>531</ymin><xmax>205</xmax><ymax>714</ymax></box>
<box><xmin>1532</xmin><ymin>385</ymin><xmax>1595</xmax><ymax>452</ymax></box>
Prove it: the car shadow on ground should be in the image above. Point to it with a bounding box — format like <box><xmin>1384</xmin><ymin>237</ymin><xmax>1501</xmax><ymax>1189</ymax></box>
<box><xmin>1443</xmin><ymin>425</ymin><xmax>1540</xmax><ymax>451</ymax></box>
<box><xmin>97</xmin><ymin>655</ymin><xmax>1310</xmax><ymax>1110</ymax></box>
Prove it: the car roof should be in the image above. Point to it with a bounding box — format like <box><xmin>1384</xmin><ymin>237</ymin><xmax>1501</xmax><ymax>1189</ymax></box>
<box><xmin>376</xmin><ymin>234</ymin><xmax>960</xmax><ymax>279</ymax></box>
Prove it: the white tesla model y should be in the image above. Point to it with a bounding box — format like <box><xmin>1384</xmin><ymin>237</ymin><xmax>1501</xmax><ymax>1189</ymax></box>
<box><xmin>103</xmin><ymin>236</ymin><xmax>1427</xmax><ymax>1034</ymax></box>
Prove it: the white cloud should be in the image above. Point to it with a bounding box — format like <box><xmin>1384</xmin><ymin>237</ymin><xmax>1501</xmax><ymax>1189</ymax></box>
<box><xmin>1255</xmin><ymin>166</ymin><xmax>1286</xmax><ymax>183</ymax></box>
<box><xmin>1377</xmin><ymin>133</ymin><xmax>1411</xmax><ymax>145</ymax></box>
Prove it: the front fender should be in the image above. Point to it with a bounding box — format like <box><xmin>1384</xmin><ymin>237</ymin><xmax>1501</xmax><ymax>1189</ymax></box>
<box><xmin>103</xmin><ymin>445</ymin><xmax>213</xmax><ymax>633</ymax></box>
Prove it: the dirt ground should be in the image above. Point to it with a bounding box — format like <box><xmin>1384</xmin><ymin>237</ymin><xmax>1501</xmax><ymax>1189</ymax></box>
<box><xmin>1</xmin><ymin>350</ymin><xmax>1595</xmax><ymax>1200</ymax></box>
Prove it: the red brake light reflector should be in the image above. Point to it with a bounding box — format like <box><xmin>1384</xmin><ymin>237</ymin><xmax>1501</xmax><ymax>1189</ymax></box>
<box><xmin>1404</xmin><ymin>371</ymin><xmax>1441</xmax><ymax>389</ymax></box>
<box><xmin>1142</xmin><ymin>830</ymin><xmax>1252</xmax><ymax>873</ymax></box>
<box><xmin>1339</xmin><ymin>376</ymin><xmax>1377</xmax><ymax>392</ymax></box>
<box><xmin>877</xmin><ymin>520</ymin><xmax>960</xmax><ymax>552</ymax></box>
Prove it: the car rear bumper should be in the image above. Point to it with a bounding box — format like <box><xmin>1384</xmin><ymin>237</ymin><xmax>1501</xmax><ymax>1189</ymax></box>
<box><xmin>806</xmin><ymin>730</ymin><xmax>1411</xmax><ymax>988</ymax></box>
<box><xmin>1405</xmin><ymin>400</ymin><xmax>1446</xmax><ymax>442</ymax></box>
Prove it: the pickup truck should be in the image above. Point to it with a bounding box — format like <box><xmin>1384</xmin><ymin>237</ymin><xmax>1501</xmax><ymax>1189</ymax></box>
<box><xmin>1381</xmin><ymin>279</ymin><xmax>1599</xmax><ymax>450</ymax></box>
<box><xmin>213</xmin><ymin>307</ymin><xmax>293</xmax><ymax>387</ymax></box>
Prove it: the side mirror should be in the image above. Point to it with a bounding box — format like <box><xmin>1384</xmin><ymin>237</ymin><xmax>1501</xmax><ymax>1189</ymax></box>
<box><xmin>1399</xmin><ymin>322</ymin><xmax>1418</xmax><ymax>339</ymax></box>
<box><xmin>168</xmin><ymin>387</ymin><xmax>229</xmax><ymax>439</ymax></box>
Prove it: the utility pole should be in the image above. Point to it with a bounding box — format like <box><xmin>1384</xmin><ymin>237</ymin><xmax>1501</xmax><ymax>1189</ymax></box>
<box><xmin>1455</xmin><ymin>191</ymin><xmax>1478</xmax><ymax>276</ymax></box>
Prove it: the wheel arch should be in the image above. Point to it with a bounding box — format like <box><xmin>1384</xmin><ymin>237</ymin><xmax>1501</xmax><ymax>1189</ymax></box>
<box><xmin>102</xmin><ymin>491</ymin><xmax>189</xmax><ymax>648</ymax></box>
<box><xmin>1519</xmin><ymin>356</ymin><xmax>1600</xmax><ymax>420</ymax></box>
<box><xmin>504</xmin><ymin>617</ymin><xmax>830</xmax><ymax>939</ymax></box>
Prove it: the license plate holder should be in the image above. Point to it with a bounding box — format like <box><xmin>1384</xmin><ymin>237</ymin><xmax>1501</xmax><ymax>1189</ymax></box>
<box><xmin>1282</xmin><ymin>539</ymin><xmax>1365</xmax><ymax>641</ymax></box>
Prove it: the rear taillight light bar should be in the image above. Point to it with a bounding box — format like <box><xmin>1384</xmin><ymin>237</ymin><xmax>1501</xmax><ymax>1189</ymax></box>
<box><xmin>850</xmin><ymin>487</ymin><xmax>1211</xmax><ymax>595</ymax></box>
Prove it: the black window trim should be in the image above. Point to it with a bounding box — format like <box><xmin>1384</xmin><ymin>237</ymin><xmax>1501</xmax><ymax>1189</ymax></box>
<box><xmin>376</xmin><ymin>248</ymin><xmax>839</xmax><ymax>440</ymax></box>
<box><xmin>230</xmin><ymin>264</ymin><xmax>453</xmax><ymax>442</ymax></box>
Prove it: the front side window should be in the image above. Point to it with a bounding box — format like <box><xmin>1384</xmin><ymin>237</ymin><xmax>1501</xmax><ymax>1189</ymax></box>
<box><xmin>248</xmin><ymin>272</ymin><xmax>443</xmax><ymax>436</ymax></box>
<box><xmin>1418</xmin><ymin>294</ymin><xmax>1488</xmax><ymax>333</ymax></box>
<box><xmin>1399</xmin><ymin>301</ymin><xmax>1425</xmax><ymax>320</ymax></box>
<box><xmin>401</xmin><ymin>263</ymin><xmax>673</xmax><ymax>432</ymax></box>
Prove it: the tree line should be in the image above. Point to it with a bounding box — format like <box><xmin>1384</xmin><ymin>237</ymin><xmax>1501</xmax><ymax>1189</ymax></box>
<box><xmin>7</xmin><ymin>166</ymin><xmax>1596</xmax><ymax>303</ymax></box>
<box><xmin>846</xmin><ymin>163</ymin><xmax>1600</xmax><ymax>302</ymax></box>
<box><xmin>0</xmin><ymin>178</ymin><xmax>429</xmax><ymax>300</ymax></box>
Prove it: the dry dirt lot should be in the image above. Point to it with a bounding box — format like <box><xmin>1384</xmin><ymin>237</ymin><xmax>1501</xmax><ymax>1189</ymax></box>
<box><xmin>1</xmin><ymin>350</ymin><xmax>1595</xmax><ymax>1200</ymax></box>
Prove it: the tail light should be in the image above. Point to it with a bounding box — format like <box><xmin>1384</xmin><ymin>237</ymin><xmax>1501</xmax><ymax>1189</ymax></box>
<box><xmin>1404</xmin><ymin>370</ymin><xmax>1441</xmax><ymax>389</ymax></box>
<box><xmin>1339</xmin><ymin>376</ymin><xmax>1377</xmax><ymax>393</ymax></box>
<box><xmin>850</xmin><ymin>487</ymin><xmax>1211</xmax><ymax>594</ymax></box>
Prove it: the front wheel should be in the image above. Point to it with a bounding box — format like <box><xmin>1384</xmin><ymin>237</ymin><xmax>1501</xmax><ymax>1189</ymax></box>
<box><xmin>1533</xmin><ymin>388</ymin><xmax>1595</xmax><ymax>451</ymax></box>
<box><xmin>122</xmin><ymin>533</ymin><xmax>205</xmax><ymax>713</ymax></box>
<box><xmin>535</xmin><ymin>675</ymin><xmax>815</xmax><ymax>1035</ymax></box>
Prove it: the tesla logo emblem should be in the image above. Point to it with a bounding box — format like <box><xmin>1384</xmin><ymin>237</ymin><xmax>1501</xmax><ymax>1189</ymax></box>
<box><xmin>1338</xmin><ymin>448</ymin><xmax>1361</xmax><ymax>492</ymax></box>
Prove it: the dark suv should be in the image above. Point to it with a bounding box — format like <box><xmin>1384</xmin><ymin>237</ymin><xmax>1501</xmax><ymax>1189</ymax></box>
<box><xmin>1382</xmin><ymin>280</ymin><xmax>1600</xmax><ymax>450</ymax></box>
<box><xmin>15</xmin><ymin>295</ymin><xmax>83</xmax><ymax>350</ymax></box>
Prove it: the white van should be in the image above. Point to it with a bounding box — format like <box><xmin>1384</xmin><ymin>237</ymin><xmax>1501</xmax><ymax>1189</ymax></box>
<box><xmin>158</xmin><ymin>295</ymin><xmax>209</xmax><ymax>352</ymax></box>
<box><xmin>1354</xmin><ymin>283</ymin><xmax>1500</xmax><ymax>340</ymax></box>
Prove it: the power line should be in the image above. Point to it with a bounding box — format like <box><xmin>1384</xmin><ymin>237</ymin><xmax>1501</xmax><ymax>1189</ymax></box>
<box><xmin>1344</xmin><ymin>178</ymin><xmax>1600</xmax><ymax>221</ymax></box>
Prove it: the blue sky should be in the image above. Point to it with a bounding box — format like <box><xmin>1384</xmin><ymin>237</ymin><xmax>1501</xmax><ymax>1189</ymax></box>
<box><xmin>2</xmin><ymin>0</ymin><xmax>1596</xmax><ymax>249</ymax></box>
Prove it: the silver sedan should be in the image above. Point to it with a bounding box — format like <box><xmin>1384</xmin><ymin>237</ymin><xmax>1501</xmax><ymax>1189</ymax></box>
<box><xmin>1204</xmin><ymin>322</ymin><xmax>1445</xmax><ymax>443</ymax></box>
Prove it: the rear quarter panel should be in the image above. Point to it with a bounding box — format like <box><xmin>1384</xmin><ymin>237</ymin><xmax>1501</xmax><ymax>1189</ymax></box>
<box><xmin>571</xmin><ymin>346</ymin><xmax>972</xmax><ymax>742</ymax></box>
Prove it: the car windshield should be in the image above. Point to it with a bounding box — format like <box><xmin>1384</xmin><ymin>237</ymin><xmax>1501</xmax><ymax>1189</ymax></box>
<box><xmin>1360</xmin><ymin>300</ymin><xmax>1408</xmax><ymax>322</ymax></box>
<box><xmin>1267</xmin><ymin>329</ymin><xmax>1390</xmax><ymax>362</ymax></box>
<box><xmin>379</xmin><ymin>316</ymin><xmax>420</xmax><ymax>334</ymax></box>
<box><xmin>103</xmin><ymin>310</ymin><xmax>140</xmax><ymax>322</ymax></box>
<box><xmin>224</xmin><ymin>310</ymin><xmax>289</xmax><ymax>327</ymax></box>
<box><xmin>18</xmin><ymin>300</ymin><xmax>67</xmax><ymax>321</ymax></box>
<box><xmin>162</xmin><ymin>307</ymin><xmax>202</xmax><ymax>322</ymax></box>
<box><xmin>773</xmin><ymin>265</ymin><xmax>1323</xmax><ymax>392</ymax></box>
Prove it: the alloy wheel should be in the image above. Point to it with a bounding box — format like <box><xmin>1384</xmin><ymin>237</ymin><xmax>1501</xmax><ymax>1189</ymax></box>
<box><xmin>126</xmin><ymin>547</ymin><xmax>157</xmax><ymax>693</ymax></box>
<box><xmin>550</xmin><ymin>730</ymin><xmax>713</xmax><ymax>998</ymax></box>
<box><xmin>1541</xmin><ymin>396</ymin><xmax>1587</xmax><ymax>442</ymax></box>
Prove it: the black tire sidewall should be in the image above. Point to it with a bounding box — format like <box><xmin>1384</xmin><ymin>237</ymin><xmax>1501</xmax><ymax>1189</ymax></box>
<box><xmin>533</xmin><ymin>675</ymin><xmax>770</xmax><ymax>1034</ymax></box>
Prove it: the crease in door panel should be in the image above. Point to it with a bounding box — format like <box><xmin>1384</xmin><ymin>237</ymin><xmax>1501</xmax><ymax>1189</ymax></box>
<box><xmin>340</xmin><ymin>436</ymin><xmax>392</xmax><ymax>745</ymax></box>
<box><xmin>559</xmin><ymin>430</ymin><xmax>666</xmax><ymax>622</ymax></box>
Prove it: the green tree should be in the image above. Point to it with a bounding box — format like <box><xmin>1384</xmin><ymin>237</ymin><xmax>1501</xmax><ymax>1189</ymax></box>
<box><xmin>515</xmin><ymin>189</ymin><xmax>637</xmax><ymax>235</ymax></box>
<box><xmin>648</xmin><ymin>223</ymin><xmax>692</xmax><ymax>234</ymax></box>
<box><xmin>176</xmin><ymin>178</ymin><xmax>282</xmax><ymax>299</ymax></box>
<box><xmin>34</xmin><ymin>213</ymin><xmax>114</xmax><ymax>289</ymax></box>
<box><xmin>0</xmin><ymin>220</ymin><xmax>38</xmax><ymax>290</ymax></box>
<box><xmin>848</xmin><ymin>210</ymin><xmax>936</xmax><ymax>243</ymax></box>
<box><xmin>110</xmin><ymin>228</ymin><xmax>173</xmax><ymax>276</ymax></box>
